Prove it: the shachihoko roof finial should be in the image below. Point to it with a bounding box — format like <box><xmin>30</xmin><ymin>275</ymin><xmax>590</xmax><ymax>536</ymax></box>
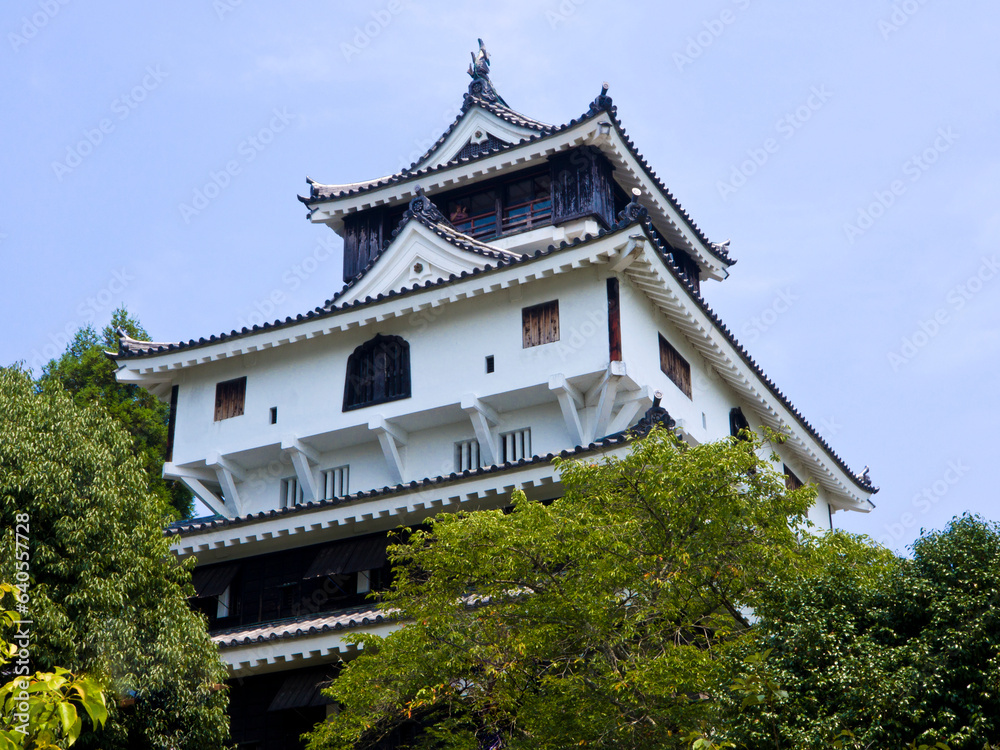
<box><xmin>589</xmin><ymin>81</ymin><xmax>614</xmax><ymax>114</ymax></box>
<box><xmin>466</xmin><ymin>38</ymin><xmax>505</xmax><ymax>105</ymax></box>
<box><xmin>618</xmin><ymin>187</ymin><xmax>648</xmax><ymax>223</ymax></box>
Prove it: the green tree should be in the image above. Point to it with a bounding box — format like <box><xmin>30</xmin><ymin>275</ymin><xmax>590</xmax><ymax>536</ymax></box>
<box><xmin>0</xmin><ymin>367</ymin><xmax>228</xmax><ymax>749</ymax></box>
<box><xmin>720</xmin><ymin>514</ymin><xmax>1000</xmax><ymax>750</ymax></box>
<box><xmin>0</xmin><ymin>585</ymin><xmax>108</xmax><ymax>750</ymax></box>
<box><xmin>306</xmin><ymin>427</ymin><xmax>817</xmax><ymax>750</ymax></box>
<box><xmin>37</xmin><ymin>307</ymin><xmax>192</xmax><ymax>519</ymax></box>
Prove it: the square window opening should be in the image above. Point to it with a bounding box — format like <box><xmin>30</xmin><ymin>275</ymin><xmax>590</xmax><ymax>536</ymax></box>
<box><xmin>658</xmin><ymin>334</ymin><xmax>691</xmax><ymax>399</ymax></box>
<box><xmin>522</xmin><ymin>300</ymin><xmax>559</xmax><ymax>348</ymax></box>
<box><xmin>214</xmin><ymin>376</ymin><xmax>247</xmax><ymax>421</ymax></box>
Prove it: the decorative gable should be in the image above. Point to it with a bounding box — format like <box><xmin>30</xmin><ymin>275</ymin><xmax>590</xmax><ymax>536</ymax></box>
<box><xmin>409</xmin><ymin>106</ymin><xmax>536</xmax><ymax>172</ymax></box>
<box><xmin>331</xmin><ymin>214</ymin><xmax>506</xmax><ymax>307</ymax></box>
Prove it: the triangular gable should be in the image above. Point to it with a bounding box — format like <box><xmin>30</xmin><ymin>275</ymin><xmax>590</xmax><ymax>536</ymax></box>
<box><xmin>332</xmin><ymin>219</ymin><xmax>496</xmax><ymax>306</ymax></box>
<box><xmin>410</xmin><ymin>105</ymin><xmax>543</xmax><ymax>173</ymax></box>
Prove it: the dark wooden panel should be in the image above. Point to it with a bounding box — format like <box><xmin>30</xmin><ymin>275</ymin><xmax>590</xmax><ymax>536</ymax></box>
<box><xmin>606</xmin><ymin>277</ymin><xmax>621</xmax><ymax>362</ymax></box>
<box><xmin>549</xmin><ymin>146</ymin><xmax>616</xmax><ymax>228</ymax></box>
<box><xmin>522</xmin><ymin>300</ymin><xmax>560</xmax><ymax>348</ymax></box>
<box><xmin>658</xmin><ymin>334</ymin><xmax>691</xmax><ymax>399</ymax></box>
<box><xmin>729</xmin><ymin>407</ymin><xmax>750</xmax><ymax>438</ymax></box>
<box><xmin>343</xmin><ymin>334</ymin><xmax>411</xmax><ymax>411</ymax></box>
<box><xmin>784</xmin><ymin>464</ymin><xmax>804</xmax><ymax>491</ymax></box>
<box><xmin>342</xmin><ymin>207</ymin><xmax>385</xmax><ymax>282</ymax></box>
<box><xmin>214</xmin><ymin>377</ymin><xmax>246</xmax><ymax>421</ymax></box>
<box><xmin>165</xmin><ymin>384</ymin><xmax>179</xmax><ymax>462</ymax></box>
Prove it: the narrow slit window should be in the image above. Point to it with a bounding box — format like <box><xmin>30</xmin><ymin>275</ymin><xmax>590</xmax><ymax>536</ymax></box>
<box><xmin>269</xmin><ymin>406</ymin><xmax>278</xmax><ymax>424</ymax></box>
<box><xmin>485</xmin><ymin>355</ymin><xmax>495</xmax><ymax>373</ymax></box>
<box><xmin>522</xmin><ymin>300</ymin><xmax>559</xmax><ymax>348</ymax></box>
<box><xmin>214</xmin><ymin>376</ymin><xmax>246</xmax><ymax>421</ymax></box>
<box><xmin>499</xmin><ymin>428</ymin><xmax>531</xmax><ymax>463</ymax></box>
<box><xmin>658</xmin><ymin>334</ymin><xmax>691</xmax><ymax>399</ymax></box>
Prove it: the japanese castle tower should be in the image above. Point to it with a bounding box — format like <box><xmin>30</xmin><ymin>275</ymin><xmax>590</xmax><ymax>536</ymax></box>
<box><xmin>113</xmin><ymin>42</ymin><xmax>877</xmax><ymax>749</ymax></box>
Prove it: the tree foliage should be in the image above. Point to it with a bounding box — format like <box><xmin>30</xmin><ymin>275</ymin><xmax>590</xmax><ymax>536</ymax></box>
<box><xmin>306</xmin><ymin>427</ymin><xmax>817</xmax><ymax>750</ymax></box>
<box><xmin>0</xmin><ymin>585</ymin><xmax>108</xmax><ymax>750</ymax></box>
<box><xmin>720</xmin><ymin>515</ymin><xmax>1000</xmax><ymax>749</ymax></box>
<box><xmin>36</xmin><ymin>307</ymin><xmax>191</xmax><ymax>519</ymax></box>
<box><xmin>0</xmin><ymin>367</ymin><xmax>228</xmax><ymax>749</ymax></box>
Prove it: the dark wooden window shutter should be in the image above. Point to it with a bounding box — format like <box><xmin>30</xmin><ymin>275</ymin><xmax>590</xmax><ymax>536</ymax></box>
<box><xmin>214</xmin><ymin>377</ymin><xmax>246</xmax><ymax>421</ymax></box>
<box><xmin>658</xmin><ymin>334</ymin><xmax>691</xmax><ymax>399</ymax></box>
<box><xmin>729</xmin><ymin>407</ymin><xmax>750</xmax><ymax>438</ymax></box>
<box><xmin>522</xmin><ymin>300</ymin><xmax>560</xmax><ymax>348</ymax></box>
<box><xmin>784</xmin><ymin>465</ymin><xmax>804</xmax><ymax>491</ymax></box>
<box><xmin>343</xmin><ymin>334</ymin><xmax>411</xmax><ymax>411</ymax></box>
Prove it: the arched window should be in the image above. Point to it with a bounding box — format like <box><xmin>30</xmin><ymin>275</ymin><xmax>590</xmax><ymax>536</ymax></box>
<box><xmin>343</xmin><ymin>334</ymin><xmax>411</xmax><ymax>411</ymax></box>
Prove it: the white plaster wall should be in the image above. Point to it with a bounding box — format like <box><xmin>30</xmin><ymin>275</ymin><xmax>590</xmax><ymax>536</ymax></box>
<box><xmin>170</xmin><ymin>271</ymin><xmax>608</xmax><ymax>468</ymax></box>
<box><xmin>166</xmin><ymin>264</ymin><xmax>839</xmax><ymax>528</ymax></box>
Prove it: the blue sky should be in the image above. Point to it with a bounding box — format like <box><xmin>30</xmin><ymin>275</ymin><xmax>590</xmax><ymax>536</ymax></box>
<box><xmin>2</xmin><ymin>2</ymin><xmax>997</xmax><ymax>551</ymax></box>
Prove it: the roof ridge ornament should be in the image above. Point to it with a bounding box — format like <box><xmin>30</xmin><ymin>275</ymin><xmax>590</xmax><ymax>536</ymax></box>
<box><xmin>400</xmin><ymin>186</ymin><xmax>450</xmax><ymax>228</ymax></box>
<box><xmin>466</xmin><ymin>38</ymin><xmax>506</xmax><ymax>105</ymax></box>
<box><xmin>632</xmin><ymin>391</ymin><xmax>676</xmax><ymax>435</ymax></box>
<box><xmin>588</xmin><ymin>81</ymin><xmax>614</xmax><ymax>115</ymax></box>
<box><xmin>618</xmin><ymin>188</ymin><xmax>649</xmax><ymax>223</ymax></box>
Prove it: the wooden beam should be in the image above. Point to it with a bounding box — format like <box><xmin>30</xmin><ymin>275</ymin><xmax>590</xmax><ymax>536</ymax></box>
<box><xmin>206</xmin><ymin>452</ymin><xmax>246</xmax><ymax>481</ymax></box>
<box><xmin>281</xmin><ymin>437</ymin><xmax>320</xmax><ymax>503</ymax></box>
<box><xmin>548</xmin><ymin>375</ymin><xmax>585</xmax><ymax>447</ymax></box>
<box><xmin>175</xmin><ymin>477</ymin><xmax>229</xmax><ymax>519</ymax></box>
<box><xmin>610</xmin><ymin>237</ymin><xmax>644</xmax><ymax>273</ymax></box>
<box><xmin>606</xmin><ymin>387</ymin><xmax>653</xmax><ymax>435</ymax></box>
<box><xmin>369</xmin><ymin>417</ymin><xmax>407</xmax><ymax>485</ymax></box>
<box><xmin>461</xmin><ymin>395</ymin><xmax>499</xmax><ymax>465</ymax></box>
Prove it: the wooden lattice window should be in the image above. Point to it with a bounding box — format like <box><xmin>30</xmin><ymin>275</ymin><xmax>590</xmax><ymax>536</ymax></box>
<box><xmin>343</xmin><ymin>334</ymin><xmax>411</xmax><ymax>411</ymax></box>
<box><xmin>658</xmin><ymin>334</ymin><xmax>691</xmax><ymax>399</ymax></box>
<box><xmin>500</xmin><ymin>428</ymin><xmax>531</xmax><ymax>463</ymax></box>
<box><xmin>214</xmin><ymin>377</ymin><xmax>246</xmax><ymax>421</ymax></box>
<box><xmin>321</xmin><ymin>466</ymin><xmax>350</xmax><ymax>500</ymax></box>
<box><xmin>522</xmin><ymin>300</ymin><xmax>559</xmax><ymax>348</ymax></box>
<box><xmin>455</xmin><ymin>439</ymin><xmax>483</xmax><ymax>472</ymax></box>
